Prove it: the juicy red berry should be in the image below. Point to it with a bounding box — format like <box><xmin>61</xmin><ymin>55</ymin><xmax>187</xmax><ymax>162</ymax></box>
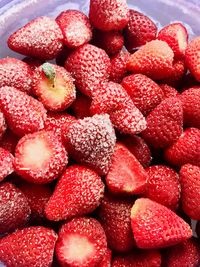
<box><xmin>0</xmin><ymin>130</ymin><xmax>19</xmax><ymax>154</ymax></box>
<box><xmin>99</xmin><ymin>249</ymin><xmax>112</xmax><ymax>267</ymax></box>
<box><xmin>0</xmin><ymin>147</ymin><xmax>14</xmax><ymax>182</ymax></box>
<box><xmin>0</xmin><ymin>111</ymin><xmax>7</xmax><ymax>140</ymax></box>
<box><xmin>71</xmin><ymin>93</ymin><xmax>92</xmax><ymax>119</ymax></box>
<box><xmin>159</xmin><ymin>84</ymin><xmax>179</xmax><ymax>98</ymax></box>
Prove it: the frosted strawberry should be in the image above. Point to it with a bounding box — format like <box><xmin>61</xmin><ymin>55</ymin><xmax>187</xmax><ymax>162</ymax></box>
<box><xmin>0</xmin><ymin>147</ymin><xmax>14</xmax><ymax>182</ymax></box>
<box><xmin>0</xmin><ymin>130</ymin><xmax>19</xmax><ymax>154</ymax></box>
<box><xmin>99</xmin><ymin>249</ymin><xmax>112</xmax><ymax>267</ymax></box>
<box><xmin>159</xmin><ymin>84</ymin><xmax>179</xmax><ymax>98</ymax></box>
<box><xmin>71</xmin><ymin>93</ymin><xmax>92</xmax><ymax>119</ymax></box>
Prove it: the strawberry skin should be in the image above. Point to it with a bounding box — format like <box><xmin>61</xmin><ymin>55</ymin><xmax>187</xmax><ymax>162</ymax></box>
<box><xmin>0</xmin><ymin>86</ymin><xmax>47</xmax><ymax>137</ymax></box>
<box><xmin>8</xmin><ymin>16</ymin><xmax>64</xmax><ymax>60</ymax></box>
<box><xmin>45</xmin><ymin>165</ymin><xmax>104</xmax><ymax>221</ymax></box>
<box><xmin>99</xmin><ymin>249</ymin><xmax>112</xmax><ymax>267</ymax></box>
<box><xmin>0</xmin><ymin>147</ymin><xmax>14</xmax><ymax>182</ymax></box>
<box><xmin>71</xmin><ymin>93</ymin><xmax>91</xmax><ymax>119</ymax></box>
<box><xmin>0</xmin><ymin>226</ymin><xmax>57</xmax><ymax>267</ymax></box>
<box><xmin>0</xmin><ymin>111</ymin><xmax>7</xmax><ymax>140</ymax></box>
<box><xmin>159</xmin><ymin>84</ymin><xmax>179</xmax><ymax>99</ymax></box>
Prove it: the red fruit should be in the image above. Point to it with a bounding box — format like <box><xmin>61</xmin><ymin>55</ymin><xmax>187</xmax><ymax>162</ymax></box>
<box><xmin>131</xmin><ymin>198</ymin><xmax>192</xmax><ymax>249</ymax></box>
<box><xmin>158</xmin><ymin>23</ymin><xmax>188</xmax><ymax>58</ymax></box>
<box><xmin>121</xmin><ymin>74</ymin><xmax>164</xmax><ymax>115</ymax></box>
<box><xmin>0</xmin><ymin>147</ymin><xmax>14</xmax><ymax>182</ymax></box>
<box><xmin>63</xmin><ymin>114</ymin><xmax>116</xmax><ymax>176</ymax></box>
<box><xmin>0</xmin><ymin>182</ymin><xmax>30</xmax><ymax>234</ymax></box>
<box><xmin>23</xmin><ymin>57</ymin><xmax>44</xmax><ymax>71</ymax></box>
<box><xmin>7</xmin><ymin>16</ymin><xmax>64</xmax><ymax>60</ymax></box>
<box><xmin>0</xmin><ymin>226</ymin><xmax>57</xmax><ymax>267</ymax></box>
<box><xmin>65</xmin><ymin>44</ymin><xmax>110</xmax><ymax>97</ymax></box>
<box><xmin>0</xmin><ymin>111</ymin><xmax>7</xmax><ymax>140</ymax></box>
<box><xmin>0</xmin><ymin>57</ymin><xmax>32</xmax><ymax>94</ymax></box>
<box><xmin>124</xmin><ymin>9</ymin><xmax>157</xmax><ymax>52</ymax></box>
<box><xmin>0</xmin><ymin>86</ymin><xmax>47</xmax><ymax>137</ymax></box>
<box><xmin>45</xmin><ymin>165</ymin><xmax>104</xmax><ymax>221</ymax></box>
<box><xmin>159</xmin><ymin>84</ymin><xmax>179</xmax><ymax>98</ymax></box>
<box><xmin>141</xmin><ymin>97</ymin><xmax>183</xmax><ymax>148</ymax></box>
<box><xmin>0</xmin><ymin>130</ymin><xmax>19</xmax><ymax>154</ymax></box>
<box><xmin>97</xmin><ymin>193</ymin><xmax>135</xmax><ymax>252</ymax></box>
<box><xmin>71</xmin><ymin>93</ymin><xmax>92</xmax><ymax>119</ymax></box>
<box><xmin>145</xmin><ymin>165</ymin><xmax>180</xmax><ymax>210</ymax></box>
<box><xmin>33</xmin><ymin>63</ymin><xmax>76</xmax><ymax>111</ymax></box>
<box><xmin>127</xmin><ymin>40</ymin><xmax>174</xmax><ymax>80</ymax></box>
<box><xmin>56</xmin><ymin>217</ymin><xmax>107</xmax><ymax>267</ymax></box>
<box><xmin>106</xmin><ymin>143</ymin><xmax>148</xmax><ymax>195</ymax></box>
<box><xmin>14</xmin><ymin>130</ymin><xmax>68</xmax><ymax>184</ymax></box>
<box><xmin>165</xmin><ymin>128</ymin><xmax>200</xmax><ymax>167</ymax></box>
<box><xmin>99</xmin><ymin>249</ymin><xmax>112</xmax><ymax>267</ymax></box>
<box><xmin>56</xmin><ymin>10</ymin><xmax>92</xmax><ymax>48</ymax></box>
<box><xmin>89</xmin><ymin>0</ymin><xmax>129</xmax><ymax>31</ymax></box>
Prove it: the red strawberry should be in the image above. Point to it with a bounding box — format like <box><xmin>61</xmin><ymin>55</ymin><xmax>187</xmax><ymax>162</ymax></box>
<box><xmin>164</xmin><ymin>128</ymin><xmax>200</xmax><ymax>167</ymax></box>
<box><xmin>0</xmin><ymin>110</ymin><xmax>7</xmax><ymax>140</ymax></box>
<box><xmin>141</xmin><ymin>97</ymin><xmax>183</xmax><ymax>148</ymax></box>
<box><xmin>14</xmin><ymin>130</ymin><xmax>68</xmax><ymax>184</ymax></box>
<box><xmin>99</xmin><ymin>249</ymin><xmax>112</xmax><ymax>267</ymax></box>
<box><xmin>7</xmin><ymin>16</ymin><xmax>64</xmax><ymax>60</ymax></box>
<box><xmin>0</xmin><ymin>182</ymin><xmax>30</xmax><ymax>234</ymax></box>
<box><xmin>97</xmin><ymin>193</ymin><xmax>135</xmax><ymax>252</ymax></box>
<box><xmin>159</xmin><ymin>84</ymin><xmax>179</xmax><ymax>98</ymax></box>
<box><xmin>121</xmin><ymin>74</ymin><xmax>164</xmax><ymax>115</ymax></box>
<box><xmin>106</xmin><ymin>143</ymin><xmax>148</xmax><ymax>195</ymax></box>
<box><xmin>127</xmin><ymin>40</ymin><xmax>174</xmax><ymax>80</ymax></box>
<box><xmin>56</xmin><ymin>10</ymin><xmax>92</xmax><ymax>48</ymax></box>
<box><xmin>56</xmin><ymin>217</ymin><xmax>107</xmax><ymax>267</ymax></box>
<box><xmin>45</xmin><ymin>165</ymin><xmax>104</xmax><ymax>221</ymax></box>
<box><xmin>0</xmin><ymin>147</ymin><xmax>14</xmax><ymax>182</ymax></box>
<box><xmin>23</xmin><ymin>57</ymin><xmax>44</xmax><ymax>71</ymax></box>
<box><xmin>63</xmin><ymin>114</ymin><xmax>116</xmax><ymax>176</ymax></box>
<box><xmin>0</xmin><ymin>129</ymin><xmax>19</xmax><ymax>154</ymax></box>
<box><xmin>131</xmin><ymin>198</ymin><xmax>192</xmax><ymax>249</ymax></box>
<box><xmin>65</xmin><ymin>44</ymin><xmax>111</xmax><ymax>97</ymax></box>
<box><xmin>0</xmin><ymin>86</ymin><xmax>47</xmax><ymax>137</ymax></box>
<box><xmin>158</xmin><ymin>23</ymin><xmax>188</xmax><ymax>59</ymax></box>
<box><xmin>89</xmin><ymin>0</ymin><xmax>129</xmax><ymax>31</ymax></box>
<box><xmin>145</xmin><ymin>165</ymin><xmax>181</xmax><ymax>210</ymax></box>
<box><xmin>0</xmin><ymin>57</ymin><xmax>32</xmax><ymax>94</ymax></box>
<box><xmin>0</xmin><ymin>226</ymin><xmax>57</xmax><ymax>267</ymax></box>
<box><xmin>32</xmin><ymin>63</ymin><xmax>76</xmax><ymax>112</ymax></box>
<box><xmin>124</xmin><ymin>9</ymin><xmax>157</xmax><ymax>52</ymax></box>
<box><xmin>71</xmin><ymin>93</ymin><xmax>92</xmax><ymax>119</ymax></box>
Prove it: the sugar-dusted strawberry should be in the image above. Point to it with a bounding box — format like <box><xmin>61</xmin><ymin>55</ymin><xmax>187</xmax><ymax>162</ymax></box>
<box><xmin>127</xmin><ymin>40</ymin><xmax>174</xmax><ymax>80</ymax></box>
<box><xmin>131</xmin><ymin>198</ymin><xmax>192</xmax><ymax>249</ymax></box>
<box><xmin>56</xmin><ymin>217</ymin><xmax>107</xmax><ymax>267</ymax></box>
<box><xmin>0</xmin><ymin>182</ymin><xmax>30</xmax><ymax>234</ymax></box>
<box><xmin>14</xmin><ymin>130</ymin><xmax>68</xmax><ymax>184</ymax></box>
<box><xmin>89</xmin><ymin>0</ymin><xmax>129</xmax><ymax>31</ymax></box>
<box><xmin>63</xmin><ymin>114</ymin><xmax>116</xmax><ymax>175</ymax></box>
<box><xmin>141</xmin><ymin>97</ymin><xmax>183</xmax><ymax>148</ymax></box>
<box><xmin>0</xmin><ymin>147</ymin><xmax>14</xmax><ymax>182</ymax></box>
<box><xmin>97</xmin><ymin>193</ymin><xmax>135</xmax><ymax>252</ymax></box>
<box><xmin>164</xmin><ymin>128</ymin><xmax>200</xmax><ymax>167</ymax></box>
<box><xmin>8</xmin><ymin>16</ymin><xmax>64</xmax><ymax>60</ymax></box>
<box><xmin>163</xmin><ymin>238</ymin><xmax>200</xmax><ymax>267</ymax></box>
<box><xmin>0</xmin><ymin>86</ymin><xmax>47</xmax><ymax>137</ymax></box>
<box><xmin>145</xmin><ymin>165</ymin><xmax>181</xmax><ymax>210</ymax></box>
<box><xmin>159</xmin><ymin>84</ymin><xmax>179</xmax><ymax>98</ymax></box>
<box><xmin>124</xmin><ymin>9</ymin><xmax>157</xmax><ymax>52</ymax></box>
<box><xmin>99</xmin><ymin>249</ymin><xmax>112</xmax><ymax>267</ymax></box>
<box><xmin>23</xmin><ymin>57</ymin><xmax>44</xmax><ymax>71</ymax></box>
<box><xmin>0</xmin><ymin>130</ymin><xmax>19</xmax><ymax>154</ymax></box>
<box><xmin>121</xmin><ymin>74</ymin><xmax>164</xmax><ymax>115</ymax></box>
<box><xmin>0</xmin><ymin>110</ymin><xmax>7</xmax><ymax>140</ymax></box>
<box><xmin>0</xmin><ymin>226</ymin><xmax>57</xmax><ymax>267</ymax></box>
<box><xmin>71</xmin><ymin>93</ymin><xmax>92</xmax><ymax>119</ymax></box>
<box><xmin>0</xmin><ymin>57</ymin><xmax>32</xmax><ymax>94</ymax></box>
<box><xmin>45</xmin><ymin>165</ymin><xmax>104</xmax><ymax>221</ymax></box>
<box><xmin>65</xmin><ymin>44</ymin><xmax>111</xmax><ymax>97</ymax></box>
<box><xmin>106</xmin><ymin>143</ymin><xmax>148</xmax><ymax>195</ymax></box>
<box><xmin>56</xmin><ymin>10</ymin><xmax>92</xmax><ymax>48</ymax></box>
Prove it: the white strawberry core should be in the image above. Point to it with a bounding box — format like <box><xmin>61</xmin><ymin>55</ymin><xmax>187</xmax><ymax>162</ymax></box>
<box><xmin>177</xmin><ymin>29</ymin><xmax>187</xmax><ymax>51</ymax></box>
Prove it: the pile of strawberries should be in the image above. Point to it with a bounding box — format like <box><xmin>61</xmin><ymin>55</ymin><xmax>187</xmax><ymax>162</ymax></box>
<box><xmin>1</xmin><ymin>0</ymin><xmax>200</xmax><ymax>266</ymax></box>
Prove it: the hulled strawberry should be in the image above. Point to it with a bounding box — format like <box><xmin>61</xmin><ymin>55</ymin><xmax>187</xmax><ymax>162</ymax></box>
<box><xmin>159</xmin><ymin>84</ymin><xmax>179</xmax><ymax>98</ymax></box>
<box><xmin>99</xmin><ymin>249</ymin><xmax>112</xmax><ymax>267</ymax></box>
<box><xmin>71</xmin><ymin>93</ymin><xmax>92</xmax><ymax>119</ymax></box>
<box><xmin>0</xmin><ymin>147</ymin><xmax>14</xmax><ymax>182</ymax></box>
<box><xmin>0</xmin><ymin>129</ymin><xmax>19</xmax><ymax>154</ymax></box>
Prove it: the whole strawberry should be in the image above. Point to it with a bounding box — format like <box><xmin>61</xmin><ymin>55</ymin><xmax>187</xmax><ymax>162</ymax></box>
<box><xmin>99</xmin><ymin>249</ymin><xmax>112</xmax><ymax>267</ymax></box>
<box><xmin>159</xmin><ymin>84</ymin><xmax>179</xmax><ymax>99</ymax></box>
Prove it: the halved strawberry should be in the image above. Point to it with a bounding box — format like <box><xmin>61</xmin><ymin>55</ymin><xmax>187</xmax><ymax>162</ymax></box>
<box><xmin>99</xmin><ymin>249</ymin><xmax>112</xmax><ymax>267</ymax></box>
<box><xmin>71</xmin><ymin>93</ymin><xmax>92</xmax><ymax>119</ymax></box>
<box><xmin>106</xmin><ymin>143</ymin><xmax>148</xmax><ymax>195</ymax></box>
<box><xmin>56</xmin><ymin>217</ymin><xmax>107</xmax><ymax>267</ymax></box>
<box><xmin>131</xmin><ymin>198</ymin><xmax>192</xmax><ymax>249</ymax></box>
<box><xmin>0</xmin><ymin>129</ymin><xmax>19</xmax><ymax>154</ymax></box>
<box><xmin>159</xmin><ymin>84</ymin><xmax>179</xmax><ymax>98</ymax></box>
<box><xmin>0</xmin><ymin>147</ymin><xmax>14</xmax><ymax>182</ymax></box>
<box><xmin>14</xmin><ymin>130</ymin><xmax>68</xmax><ymax>184</ymax></box>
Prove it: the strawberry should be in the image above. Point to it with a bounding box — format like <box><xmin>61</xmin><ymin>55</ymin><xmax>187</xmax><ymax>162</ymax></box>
<box><xmin>63</xmin><ymin>114</ymin><xmax>116</xmax><ymax>176</ymax></box>
<box><xmin>55</xmin><ymin>217</ymin><xmax>107</xmax><ymax>267</ymax></box>
<box><xmin>65</xmin><ymin>44</ymin><xmax>111</xmax><ymax>97</ymax></box>
<box><xmin>158</xmin><ymin>23</ymin><xmax>188</xmax><ymax>59</ymax></box>
<box><xmin>159</xmin><ymin>84</ymin><xmax>179</xmax><ymax>98</ymax></box>
<box><xmin>32</xmin><ymin>63</ymin><xmax>76</xmax><ymax>111</ymax></box>
<box><xmin>0</xmin><ymin>110</ymin><xmax>7</xmax><ymax>140</ymax></box>
<box><xmin>0</xmin><ymin>147</ymin><xmax>14</xmax><ymax>182</ymax></box>
<box><xmin>106</xmin><ymin>143</ymin><xmax>148</xmax><ymax>195</ymax></box>
<box><xmin>45</xmin><ymin>165</ymin><xmax>104</xmax><ymax>221</ymax></box>
<box><xmin>99</xmin><ymin>249</ymin><xmax>112</xmax><ymax>267</ymax></box>
<box><xmin>131</xmin><ymin>198</ymin><xmax>192</xmax><ymax>249</ymax></box>
<box><xmin>97</xmin><ymin>193</ymin><xmax>135</xmax><ymax>252</ymax></box>
<box><xmin>0</xmin><ymin>182</ymin><xmax>30</xmax><ymax>234</ymax></box>
<box><xmin>23</xmin><ymin>57</ymin><xmax>44</xmax><ymax>71</ymax></box>
<box><xmin>141</xmin><ymin>97</ymin><xmax>183</xmax><ymax>148</ymax></box>
<box><xmin>0</xmin><ymin>226</ymin><xmax>57</xmax><ymax>267</ymax></box>
<box><xmin>7</xmin><ymin>16</ymin><xmax>64</xmax><ymax>60</ymax></box>
<box><xmin>0</xmin><ymin>86</ymin><xmax>47</xmax><ymax>137</ymax></box>
<box><xmin>124</xmin><ymin>9</ymin><xmax>157</xmax><ymax>52</ymax></box>
<box><xmin>14</xmin><ymin>130</ymin><xmax>68</xmax><ymax>184</ymax></box>
<box><xmin>127</xmin><ymin>40</ymin><xmax>174</xmax><ymax>80</ymax></box>
<box><xmin>121</xmin><ymin>74</ymin><xmax>164</xmax><ymax>115</ymax></box>
<box><xmin>56</xmin><ymin>10</ymin><xmax>92</xmax><ymax>48</ymax></box>
<box><xmin>164</xmin><ymin>128</ymin><xmax>200</xmax><ymax>167</ymax></box>
<box><xmin>89</xmin><ymin>0</ymin><xmax>129</xmax><ymax>31</ymax></box>
<box><xmin>0</xmin><ymin>57</ymin><xmax>32</xmax><ymax>94</ymax></box>
<box><xmin>145</xmin><ymin>165</ymin><xmax>181</xmax><ymax>210</ymax></box>
<box><xmin>0</xmin><ymin>129</ymin><xmax>19</xmax><ymax>154</ymax></box>
<box><xmin>71</xmin><ymin>93</ymin><xmax>92</xmax><ymax>119</ymax></box>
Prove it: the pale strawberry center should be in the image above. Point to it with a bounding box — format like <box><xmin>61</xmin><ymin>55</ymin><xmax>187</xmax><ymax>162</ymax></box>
<box><xmin>177</xmin><ymin>30</ymin><xmax>187</xmax><ymax>51</ymax></box>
